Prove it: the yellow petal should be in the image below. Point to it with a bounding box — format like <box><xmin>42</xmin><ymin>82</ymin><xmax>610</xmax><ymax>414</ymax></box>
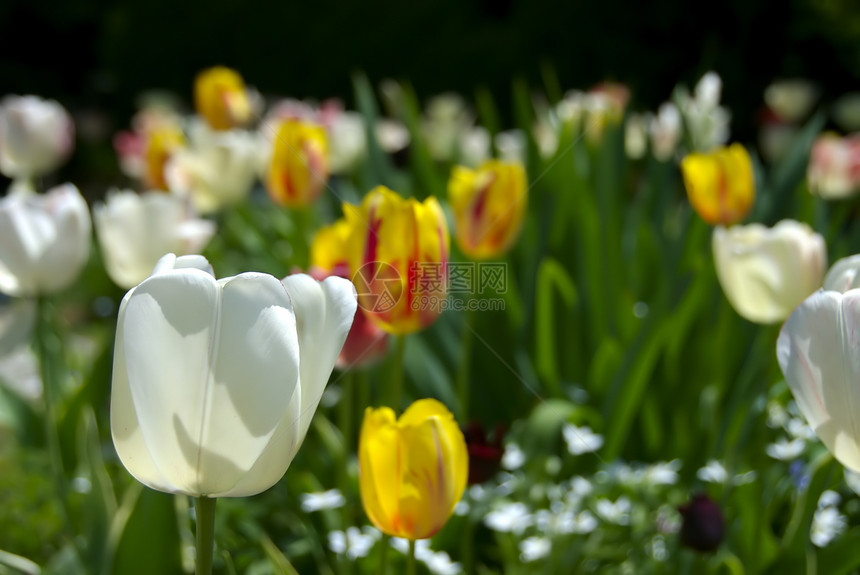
<box><xmin>311</xmin><ymin>219</ymin><xmax>352</xmax><ymax>272</ymax></box>
<box><xmin>194</xmin><ymin>67</ymin><xmax>251</xmax><ymax>131</ymax></box>
<box><xmin>266</xmin><ymin>120</ymin><xmax>329</xmax><ymax>207</ymax></box>
<box><xmin>681</xmin><ymin>144</ymin><xmax>754</xmax><ymax>226</ymax></box>
<box><xmin>358</xmin><ymin>407</ymin><xmax>401</xmax><ymax>536</ymax></box>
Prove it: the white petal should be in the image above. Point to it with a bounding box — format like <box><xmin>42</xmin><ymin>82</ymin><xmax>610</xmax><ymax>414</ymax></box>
<box><xmin>119</xmin><ymin>268</ymin><xmax>221</xmax><ymax>495</ymax></box>
<box><xmin>151</xmin><ymin>253</ymin><xmax>214</xmax><ymax>277</ymax></box>
<box><xmin>281</xmin><ymin>274</ymin><xmax>357</xmax><ymax>453</ymax></box>
<box><xmin>205</xmin><ymin>273</ymin><xmax>301</xmax><ymax>497</ymax></box>
<box><xmin>778</xmin><ymin>290</ymin><xmax>860</xmax><ymax>472</ymax></box>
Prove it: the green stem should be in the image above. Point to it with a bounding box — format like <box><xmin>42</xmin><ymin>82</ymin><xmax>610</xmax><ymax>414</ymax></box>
<box><xmin>407</xmin><ymin>539</ymin><xmax>416</xmax><ymax>575</ymax></box>
<box><xmin>461</xmin><ymin>516</ymin><xmax>475</xmax><ymax>574</ymax></box>
<box><xmin>378</xmin><ymin>535</ymin><xmax>390</xmax><ymax>575</ymax></box>
<box><xmin>195</xmin><ymin>497</ymin><xmax>217</xmax><ymax>575</ymax></box>
<box><xmin>338</xmin><ymin>374</ymin><xmax>354</xmax><ymax>575</ymax></box>
<box><xmin>34</xmin><ymin>298</ymin><xmax>76</xmax><ymax>549</ymax></box>
<box><xmin>455</xmin><ymin>306</ymin><xmax>475</xmax><ymax>422</ymax></box>
<box><xmin>391</xmin><ymin>336</ymin><xmax>406</xmax><ymax>410</ymax></box>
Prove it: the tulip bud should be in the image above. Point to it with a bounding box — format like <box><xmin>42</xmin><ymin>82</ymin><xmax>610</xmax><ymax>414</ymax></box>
<box><xmin>681</xmin><ymin>144</ymin><xmax>755</xmax><ymax>226</ymax></box>
<box><xmin>712</xmin><ymin>220</ymin><xmax>826</xmax><ymax>324</ymax></box>
<box><xmin>448</xmin><ymin>160</ymin><xmax>527</xmax><ymax>259</ymax></box>
<box><xmin>0</xmin><ymin>95</ymin><xmax>74</xmax><ymax>179</ymax></box>
<box><xmin>649</xmin><ymin>102</ymin><xmax>681</xmax><ymax>162</ymax></box>
<box><xmin>309</xmin><ymin>220</ymin><xmax>388</xmax><ymax>369</ymax></box>
<box><xmin>359</xmin><ymin>399</ymin><xmax>468</xmax><ymax>539</ymax></box>
<box><xmin>764</xmin><ymin>79</ymin><xmax>819</xmax><ymax>124</ymax></box>
<box><xmin>824</xmin><ymin>254</ymin><xmax>860</xmax><ymax>293</ymax></box>
<box><xmin>778</xmin><ymin>289</ymin><xmax>860</xmax><ymax>474</ymax></box>
<box><xmin>110</xmin><ymin>254</ymin><xmax>357</xmax><ymax>497</ymax></box>
<box><xmin>624</xmin><ymin>114</ymin><xmax>648</xmax><ymax>160</ymax></box>
<box><xmin>343</xmin><ymin>186</ymin><xmax>450</xmax><ymax>335</ymax></box>
<box><xmin>807</xmin><ymin>133</ymin><xmax>860</xmax><ymax>200</ymax></box>
<box><xmin>0</xmin><ymin>183</ymin><xmax>91</xmax><ymax>297</ymax></box>
<box><xmin>679</xmin><ymin>494</ymin><xmax>725</xmax><ymax>552</ymax></box>
<box><xmin>194</xmin><ymin>67</ymin><xmax>252</xmax><ymax>131</ymax></box>
<box><xmin>265</xmin><ymin>119</ymin><xmax>329</xmax><ymax>207</ymax></box>
<box><xmin>94</xmin><ymin>190</ymin><xmax>215</xmax><ymax>289</ymax></box>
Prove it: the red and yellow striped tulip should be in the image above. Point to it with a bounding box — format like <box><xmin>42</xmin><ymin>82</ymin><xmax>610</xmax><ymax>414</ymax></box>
<box><xmin>344</xmin><ymin>186</ymin><xmax>450</xmax><ymax>335</ymax></box>
<box><xmin>359</xmin><ymin>399</ymin><xmax>468</xmax><ymax>540</ymax></box>
<box><xmin>681</xmin><ymin>143</ymin><xmax>755</xmax><ymax>226</ymax></box>
<box><xmin>194</xmin><ymin>66</ymin><xmax>252</xmax><ymax>131</ymax></box>
<box><xmin>266</xmin><ymin>119</ymin><xmax>329</xmax><ymax>207</ymax></box>
<box><xmin>448</xmin><ymin>159</ymin><xmax>527</xmax><ymax>259</ymax></box>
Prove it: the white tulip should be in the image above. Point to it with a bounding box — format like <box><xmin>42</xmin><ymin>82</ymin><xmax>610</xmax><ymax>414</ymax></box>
<box><xmin>94</xmin><ymin>190</ymin><xmax>215</xmax><ymax>289</ymax></box>
<box><xmin>713</xmin><ymin>220</ymin><xmax>826</xmax><ymax>324</ymax></box>
<box><xmin>764</xmin><ymin>79</ymin><xmax>819</xmax><ymax>123</ymax></box>
<box><xmin>649</xmin><ymin>102</ymin><xmax>681</xmax><ymax>162</ymax></box>
<box><xmin>328</xmin><ymin>112</ymin><xmax>367</xmax><ymax>175</ymax></box>
<box><xmin>624</xmin><ymin>113</ymin><xmax>648</xmax><ymax>160</ymax></box>
<box><xmin>807</xmin><ymin>133</ymin><xmax>860</xmax><ymax>200</ymax></box>
<box><xmin>0</xmin><ymin>95</ymin><xmax>74</xmax><ymax>179</ymax></box>
<box><xmin>110</xmin><ymin>254</ymin><xmax>357</xmax><ymax>497</ymax></box>
<box><xmin>777</xmin><ymin>289</ymin><xmax>860</xmax><ymax>473</ymax></box>
<box><xmin>165</xmin><ymin>124</ymin><xmax>261</xmax><ymax>214</ymax></box>
<box><xmin>0</xmin><ymin>182</ymin><xmax>91</xmax><ymax>296</ymax></box>
<box><xmin>823</xmin><ymin>254</ymin><xmax>860</xmax><ymax>293</ymax></box>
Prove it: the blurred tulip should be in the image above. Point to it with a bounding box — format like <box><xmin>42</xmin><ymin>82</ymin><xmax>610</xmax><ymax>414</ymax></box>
<box><xmin>649</xmin><ymin>102</ymin><xmax>681</xmax><ymax>162</ymax></box>
<box><xmin>681</xmin><ymin>144</ymin><xmax>755</xmax><ymax>226</ymax></box>
<box><xmin>0</xmin><ymin>95</ymin><xmax>74</xmax><ymax>179</ymax></box>
<box><xmin>458</xmin><ymin>126</ymin><xmax>491</xmax><ymax>167</ymax></box>
<box><xmin>448</xmin><ymin>160</ymin><xmax>527</xmax><ymax>259</ymax></box>
<box><xmin>359</xmin><ymin>399</ymin><xmax>468</xmax><ymax>539</ymax></box>
<box><xmin>807</xmin><ymin>133</ymin><xmax>860</xmax><ymax>199</ymax></box>
<box><xmin>110</xmin><ymin>253</ymin><xmax>357</xmax><ymax>497</ymax></box>
<box><xmin>309</xmin><ymin>220</ymin><xmax>388</xmax><ymax>369</ymax></box>
<box><xmin>0</xmin><ymin>182</ymin><xmax>91</xmax><ymax>297</ymax></box>
<box><xmin>113</xmin><ymin>103</ymin><xmax>184</xmax><ymax>183</ymax></box>
<box><xmin>834</xmin><ymin>93</ymin><xmax>860</xmax><ymax>133</ymax></box>
<box><xmin>777</xmin><ymin>289</ymin><xmax>860</xmax><ymax>473</ymax></box>
<box><xmin>143</xmin><ymin>124</ymin><xmax>186</xmax><ymax>190</ymax></box>
<box><xmin>375</xmin><ymin>119</ymin><xmax>410</xmax><ymax>155</ymax></box>
<box><xmin>712</xmin><ymin>220</ymin><xmax>826</xmax><ymax>324</ymax></box>
<box><xmin>676</xmin><ymin>72</ymin><xmax>730</xmax><ymax>152</ymax></box>
<box><xmin>495</xmin><ymin>130</ymin><xmax>526</xmax><ymax>163</ymax></box>
<box><xmin>764</xmin><ymin>79</ymin><xmax>819</xmax><ymax>123</ymax></box>
<box><xmin>165</xmin><ymin>124</ymin><xmax>261</xmax><ymax>214</ymax></box>
<box><xmin>679</xmin><ymin>494</ymin><xmax>725</xmax><ymax>552</ymax></box>
<box><xmin>462</xmin><ymin>422</ymin><xmax>505</xmax><ymax>485</ymax></box>
<box><xmin>265</xmin><ymin>119</ymin><xmax>329</xmax><ymax>207</ymax></box>
<box><xmin>328</xmin><ymin>112</ymin><xmax>367</xmax><ymax>175</ymax></box>
<box><xmin>94</xmin><ymin>190</ymin><xmax>215</xmax><ymax>289</ymax></box>
<box><xmin>423</xmin><ymin>93</ymin><xmax>472</xmax><ymax>162</ymax></box>
<box><xmin>344</xmin><ymin>186</ymin><xmax>450</xmax><ymax>335</ymax></box>
<box><xmin>624</xmin><ymin>113</ymin><xmax>648</xmax><ymax>159</ymax></box>
<box><xmin>194</xmin><ymin>67</ymin><xmax>252</xmax><ymax>131</ymax></box>
<box><xmin>824</xmin><ymin>254</ymin><xmax>860</xmax><ymax>293</ymax></box>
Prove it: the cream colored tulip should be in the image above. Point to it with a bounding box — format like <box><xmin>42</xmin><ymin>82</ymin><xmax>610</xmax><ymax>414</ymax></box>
<box><xmin>0</xmin><ymin>95</ymin><xmax>74</xmax><ymax>179</ymax></box>
<box><xmin>94</xmin><ymin>190</ymin><xmax>215</xmax><ymax>289</ymax></box>
<box><xmin>110</xmin><ymin>254</ymin><xmax>357</xmax><ymax>497</ymax></box>
<box><xmin>777</xmin><ymin>289</ymin><xmax>860</xmax><ymax>473</ymax></box>
<box><xmin>713</xmin><ymin>220</ymin><xmax>826</xmax><ymax>324</ymax></box>
<box><xmin>0</xmin><ymin>182</ymin><xmax>91</xmax><ymax>297</ymax></box>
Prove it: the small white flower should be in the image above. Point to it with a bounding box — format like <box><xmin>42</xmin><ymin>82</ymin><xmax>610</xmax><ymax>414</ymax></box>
<box><xmin>562</xmin><ymin>424</ymin><xmax>604</xmax><ymax>456</ymax></box>
<box><xmin>818</xmin><ymin>490</ymin><xmax>841</xmax><ymax>509</ymax></box>
<box><xmin>767</xmin><ymin>401</ymin><xmax>790</xmax><ymax>428</ymax></box>
<box><xmin>811</xmin><ymin>507</ymin><xmax>847</xmax><ymax>548</ymax></box>
<box><xmin>595</xmin><ymin>497</ymin><xmax>631</xmax><ymax>525</ymax></box>
<box><xmin>844</xmin><ymin>469</ymin><xmax>860</xmax><ymax>497</ymax></box>
<box><xmin>453</xmin><ymin>500</ymin><xmax>470</xmax><ymax>516</ymax></box>
<box><xmin>785</xmin><ymin>418</ymin><xmax>817</xmax><ymax>441</ymax></box>
<box><xmin>567</xmin><ymin>510</ymin><xmax>598</xmax><ymax>534</ymax></box>
<box><xmin>484</xmin><ymin>502</ymin><xmax>533</xmax><ymax>534</ymax></box>
<box><xmin>422</xmin><ymin>550</ymin><xmax>462</xmax><ymax>575</ymax></box>
<box><xmin>697</xmin><ymin>460</ymin><xmax>728</xmax><ymax>484</ymax></box>
<box><xmin>645</xmin><ymin>460</ymin><xmax>681</xmax><ymax>485</ymax></box>
<box><xmin>328</xmin><ymin>527</ymin><xmax>380</xmax><ymax>560</ymax></box>
<box><xmin>766</xmin><ymin>437</ymin><xmax>806</xmax><ymax>461</ymax></box>
<box><xmin>300</xmin><ymin>488</ymin><xmax>345</xmax><ymax>512</ymax></box>
<box><xmin>519</xmin><ymin>536</ymin><xmax>551</xmax><ymax>562</ymax></box>
<box><xmin>502</xmin><ymin>443</ymin><xmax>525</xmax><ymax>470</ymax></box>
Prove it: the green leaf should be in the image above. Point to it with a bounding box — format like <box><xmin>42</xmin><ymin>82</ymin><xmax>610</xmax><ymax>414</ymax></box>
<box><xmin>0</xmin><ymin>549</ymin><xmax>40</xmax><ymax>575</ymax></box>
<box><xmin>534</xmin><ymin>257</ymin><xmax>580</xmax><ymax>396</ymax></box>
<box><xmin>106</xmin><ymin>486</ymin><xmax>182</xmax><ymax>575</ymax></box>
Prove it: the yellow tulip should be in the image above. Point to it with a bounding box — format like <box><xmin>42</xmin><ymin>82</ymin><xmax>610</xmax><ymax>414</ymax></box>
<box><xmin>344</xmin><ymin>186</ymin><xmax>450</xmax><ymax>335</ymax></box>
<box><xmin>266</xmin><ymin>119</ymin><xmax>329</xmax><ymax>207</ymax></box>
<box><xmin>681</xmin><ymin>143</ymin><xmax>755</xmax><ymax>226</ymax></box>
<box><xmin>311</xmin><ymin>219</ymin><xmax>353</xmax><ymax>273</ymax></box>
<box><xmin>194</xmin><ymin>66</ymin><xmax>251</xmax><ymax>131</ymax></box>
<box><xmin>359</xmin><ymin>399</ymin><xmax>468</xmax><ymax>540</ymax></box>
<box><xmin>143</xmin><ymin>124</ymin><xmax>185</xmax><ymax>190</ymax></box>
<box><xmin>448</xmin><ymin>160</ymin><xmax>527</xmax><ymax>259</ymax></box>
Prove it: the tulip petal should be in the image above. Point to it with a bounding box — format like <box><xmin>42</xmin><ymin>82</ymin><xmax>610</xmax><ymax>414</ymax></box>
<box><xmin>359</xmin><ymin>407</ymin><xmax>401</xmax><ymax>535</ymax></box>
<box><xmin>119</xmin><ymin>268</ymin><xmax>222</xmax><ymax>494</ymax></box>
<box><xmin>110</xmin><ymin>289</ymin><xmax>177</xmax><ymax>493</ymax></box>
<box><xmin>204</xmin><ymin>273</ymin><xmax>301</xmax><ymax>497</ymax></box>
<box><xmin>281</xmin><ymin>274</ymin><xmax>357</xmax><ymax>450</ymax></box>
<box><xmin>778</xmin><ymin>290</ymin><xmax>860</xmax><ymax>472</ymax></box>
